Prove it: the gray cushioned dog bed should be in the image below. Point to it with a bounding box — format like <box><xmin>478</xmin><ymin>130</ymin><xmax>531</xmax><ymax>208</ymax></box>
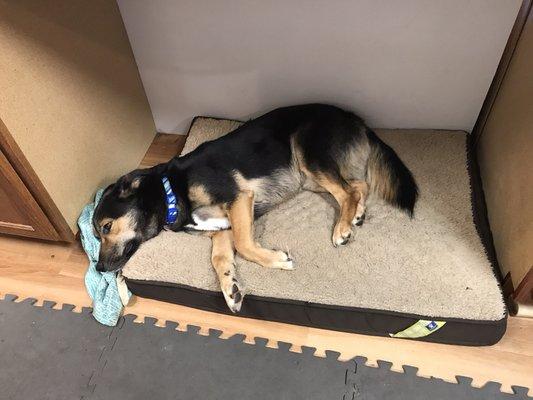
<box><xmin>123</xmin><ymin>117</ymin><xmax>507</xmax><ymax>346</ymax></box>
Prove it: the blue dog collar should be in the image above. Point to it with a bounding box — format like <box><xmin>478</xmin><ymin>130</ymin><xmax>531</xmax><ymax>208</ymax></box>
<box><xmin>162</xmin><ymin>176</ymin><xmax>178</xmax><ymax>225</ymax></box>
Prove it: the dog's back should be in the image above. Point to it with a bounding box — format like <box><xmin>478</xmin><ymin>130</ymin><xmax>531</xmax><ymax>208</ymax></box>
<box><xmin>176</xmin><ymin>104</ymin><xmax>417</xmax><ymax>218</ymax></box>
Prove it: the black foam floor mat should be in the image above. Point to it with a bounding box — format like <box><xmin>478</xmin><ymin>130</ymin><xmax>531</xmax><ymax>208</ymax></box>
<box><xmin>0</xmin><ymin>297</ymin><xmax>529</xmax><ymax>400</ymax></box>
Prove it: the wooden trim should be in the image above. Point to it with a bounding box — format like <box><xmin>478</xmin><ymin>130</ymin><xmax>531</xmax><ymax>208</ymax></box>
<box><xmin>0</xmin><ymin>222</ymin><xmax>35</xmax><ymax>231</ymax></box>
<box><xmin>0</xmin><ymin>118</ymin><xmax>75</xmax><ymax>242</ymax></box>
<box><xmin>471</xmin><ymin>0</ymin><xmax>532</xmax><ymax>147</ymax></box>
<box><xmin>514</xmin><ymin>267</ymin><xmax>533</xmax><ymax>305</ymax></box>
<box><xmin>501</xmin><ymin>272</ymin><xmax>515</xmax><ymax>301</ymax></box>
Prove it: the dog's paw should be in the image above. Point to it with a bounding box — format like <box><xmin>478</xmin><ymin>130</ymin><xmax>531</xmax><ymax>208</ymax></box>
<box><xmin>222</xmin><ymin>278</ymin><xmax>244</xmax><ymax>313</ymax></box>
<box><xmin>352</xmin><ymin>202</ymin><xmax>366</xmax><ymax>227</ymax></box>
<box><xmin>352</xmin><ymin>212</ymin><xmax>366</xmax><ymax>227</ymax></box>
<box><xmin>269</xmin><ymin>250</ymin><xmax>294</xmax><ymax>270</ymax></box>
<box><xmin>332</xmin><ymin>225</ymin><xmax>353</xmax><ymax>247</ymax></box>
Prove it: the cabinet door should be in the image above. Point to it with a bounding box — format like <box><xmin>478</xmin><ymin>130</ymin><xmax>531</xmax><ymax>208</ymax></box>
<box><xmin>0</xmin><ymin>149</ymin><xmax>60</xmax><ymax>240</ymax></box>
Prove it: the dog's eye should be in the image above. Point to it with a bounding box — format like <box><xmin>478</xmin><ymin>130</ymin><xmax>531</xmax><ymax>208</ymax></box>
<box><xmin>102</xmin><ymin>222</ymin><xmax>112</xmax><ymax>234</ymax></box>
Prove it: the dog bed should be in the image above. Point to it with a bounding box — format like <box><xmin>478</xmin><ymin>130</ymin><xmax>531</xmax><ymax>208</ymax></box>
<box><xmin>123</xmin><ymin>117</ymin><xmax>507</xmax><ymax>346</ymax></box>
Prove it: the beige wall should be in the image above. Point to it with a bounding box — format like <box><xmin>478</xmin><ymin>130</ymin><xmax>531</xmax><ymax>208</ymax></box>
<box><xmin>118</xmin><ymin>0</ymin><xmax>520</xmax><ymax>133</ymax></box>
<box><xmin>478</xmin><ymin>12</ymin><xmax>533</xmax><ymax>287</ymax></box>
<box><xmin>0</xmin><ymin>1</ymin><xmax>156</xmax><ymax>233</ymax></box>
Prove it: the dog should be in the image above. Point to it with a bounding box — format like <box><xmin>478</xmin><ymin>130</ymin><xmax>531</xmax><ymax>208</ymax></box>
<box><xmin>93</xmin><ymin>104</ymin><xmax>418</xmax><ymax>312</ymax></box>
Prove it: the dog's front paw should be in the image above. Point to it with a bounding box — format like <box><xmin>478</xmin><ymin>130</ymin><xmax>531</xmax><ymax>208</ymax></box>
<box><xmin>222</xmin><ymin>278</ymin><xmax>244</xmax><ymax>313</ymax></box>
<box><xmin>268</xmin><ymin>250</ymin><xmax>294</xmax><ymax>270</ymax></box>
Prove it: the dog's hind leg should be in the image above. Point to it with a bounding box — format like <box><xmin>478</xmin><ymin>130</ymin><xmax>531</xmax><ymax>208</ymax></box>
<box><xmin>306</xmin><ymin>172</ymin><xmax>358</xmax><ymax>247</ymax></box>
<box><xmin>294</xmin><ymin>141</ymin><xmax>358</xmax><ymax>246</ymax></box>
<box><xmin>349</xmin><ymin>180</ymin><xmax>368</xmax><ymax>226</ymax></box>
<box><xmin>210</xmin><ymin>229</ymin><xmax>244</xmax><ymax>313</ymax></box>
<box><xmin>227</xmin><ymin>191</ymin><xmax>293</xmax><ymax>270</ymax></box>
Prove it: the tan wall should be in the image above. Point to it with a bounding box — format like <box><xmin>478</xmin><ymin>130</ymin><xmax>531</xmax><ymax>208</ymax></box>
<box><xmin>477</xmin><ymin>12</ymin><xmax>533</xmax><ymax>287</ymax></box>
<box><xmin>0</xmin><ymin>1</ymin><xmax>156</xmax><ymax>233</ymax></box>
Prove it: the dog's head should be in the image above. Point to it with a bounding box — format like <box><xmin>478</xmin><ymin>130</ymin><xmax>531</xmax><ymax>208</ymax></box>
<box><xmin>92</xmin><ymin>170</ymin><xmax>165</xmax><ymax>272</ymax></box>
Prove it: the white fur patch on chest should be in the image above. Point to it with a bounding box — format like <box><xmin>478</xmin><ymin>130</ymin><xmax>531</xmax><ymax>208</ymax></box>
<box><xmin>185</xmin><ymin>209</ymin><xmax>231</xmax><ymax>231</ymax></box>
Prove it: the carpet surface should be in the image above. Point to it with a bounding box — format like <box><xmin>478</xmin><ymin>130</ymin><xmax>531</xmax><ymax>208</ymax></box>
<box><xmin>123</xmin><ymin>118</ymin><xmax>505</xmax><ymax>321</ymax></box>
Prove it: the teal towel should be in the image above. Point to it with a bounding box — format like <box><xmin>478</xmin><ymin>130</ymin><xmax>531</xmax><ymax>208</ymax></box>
<box><xmin>78</xmin><ymin>189</ymin><xmax>131</xmax><ymax>326</ymax></box>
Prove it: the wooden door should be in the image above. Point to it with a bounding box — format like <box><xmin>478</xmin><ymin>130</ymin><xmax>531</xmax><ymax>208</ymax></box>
<box><xmin>0</xmin><ymin>149</ymin><xmax>60</xmax><ymax>240</ymax></box>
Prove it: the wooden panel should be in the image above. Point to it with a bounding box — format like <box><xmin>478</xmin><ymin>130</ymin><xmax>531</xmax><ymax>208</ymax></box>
<box><xmin>0</xmin><ymin>149</ymin><xmax>60</xmax><ymax>240</ymax></box>
<box><xmin>477</xmin><ymin>5</ymin><xmax>533</xmax><ymax>289</ymax></box>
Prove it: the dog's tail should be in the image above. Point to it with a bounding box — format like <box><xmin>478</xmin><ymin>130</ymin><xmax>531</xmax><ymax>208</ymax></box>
<box><xmin>365</xmin><ymin>129</ymin><xmax>418</xmax><ymax>217</ymax></box>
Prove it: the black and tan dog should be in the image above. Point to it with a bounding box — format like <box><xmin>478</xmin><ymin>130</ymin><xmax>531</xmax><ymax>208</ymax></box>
<box><xmin>93</xmin><ymin>104</ymin><xmax>418</xmax><ymax>312</ymax></box>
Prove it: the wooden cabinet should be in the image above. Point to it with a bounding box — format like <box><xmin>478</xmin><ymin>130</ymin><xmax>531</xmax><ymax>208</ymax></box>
<box><xmin>0</xmin><ymin>119</ymin><xmax>76</xmax><ymax>242</ymax></box>
<box><xmin>0</xmin><ymin>149</ymin><xmax>60</xmax><ymax>240</ymax></box>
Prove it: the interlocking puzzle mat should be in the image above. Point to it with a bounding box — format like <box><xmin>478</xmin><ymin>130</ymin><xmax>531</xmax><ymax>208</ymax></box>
<box><xmin>0</xmin><ymin>296</ymin><xmax>529</xmax><ymax>400</ymax></box>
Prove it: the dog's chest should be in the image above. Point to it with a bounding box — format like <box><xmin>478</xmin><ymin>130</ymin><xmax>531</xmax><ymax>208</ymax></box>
<box><xmin>186</xmin><ymin>205</ymin><xmax>230</xmax><ymax>231</ymax></box>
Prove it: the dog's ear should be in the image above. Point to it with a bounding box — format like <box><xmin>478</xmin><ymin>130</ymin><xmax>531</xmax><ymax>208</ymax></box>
<box><xmin>117</xmin><ymin>172</ymin><xmax>143</xmax><ymax>199</ymax></box>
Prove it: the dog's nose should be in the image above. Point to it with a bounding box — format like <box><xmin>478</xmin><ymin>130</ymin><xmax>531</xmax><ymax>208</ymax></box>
<box><xmin>95</xmin><ymin>261</ymin><xmax>105</xmax><ymax>272</ymax></box>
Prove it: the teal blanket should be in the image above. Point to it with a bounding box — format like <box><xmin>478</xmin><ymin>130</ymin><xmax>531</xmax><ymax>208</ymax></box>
<box><xmin>78</xmin><ymin>189</ymin><xmax>131</xmax><ymax>326</ymax></box>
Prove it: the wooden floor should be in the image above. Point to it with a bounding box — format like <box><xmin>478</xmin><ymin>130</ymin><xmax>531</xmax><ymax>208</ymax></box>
<box><xmin>138</xmin><ymin>133</ymin><xmax>187</xmax><ymax>169</ymax></box>
<box><xmin>0</xmin><ymin>133</ymin><xmax>531</xmax><ymax>394</ymax></box>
